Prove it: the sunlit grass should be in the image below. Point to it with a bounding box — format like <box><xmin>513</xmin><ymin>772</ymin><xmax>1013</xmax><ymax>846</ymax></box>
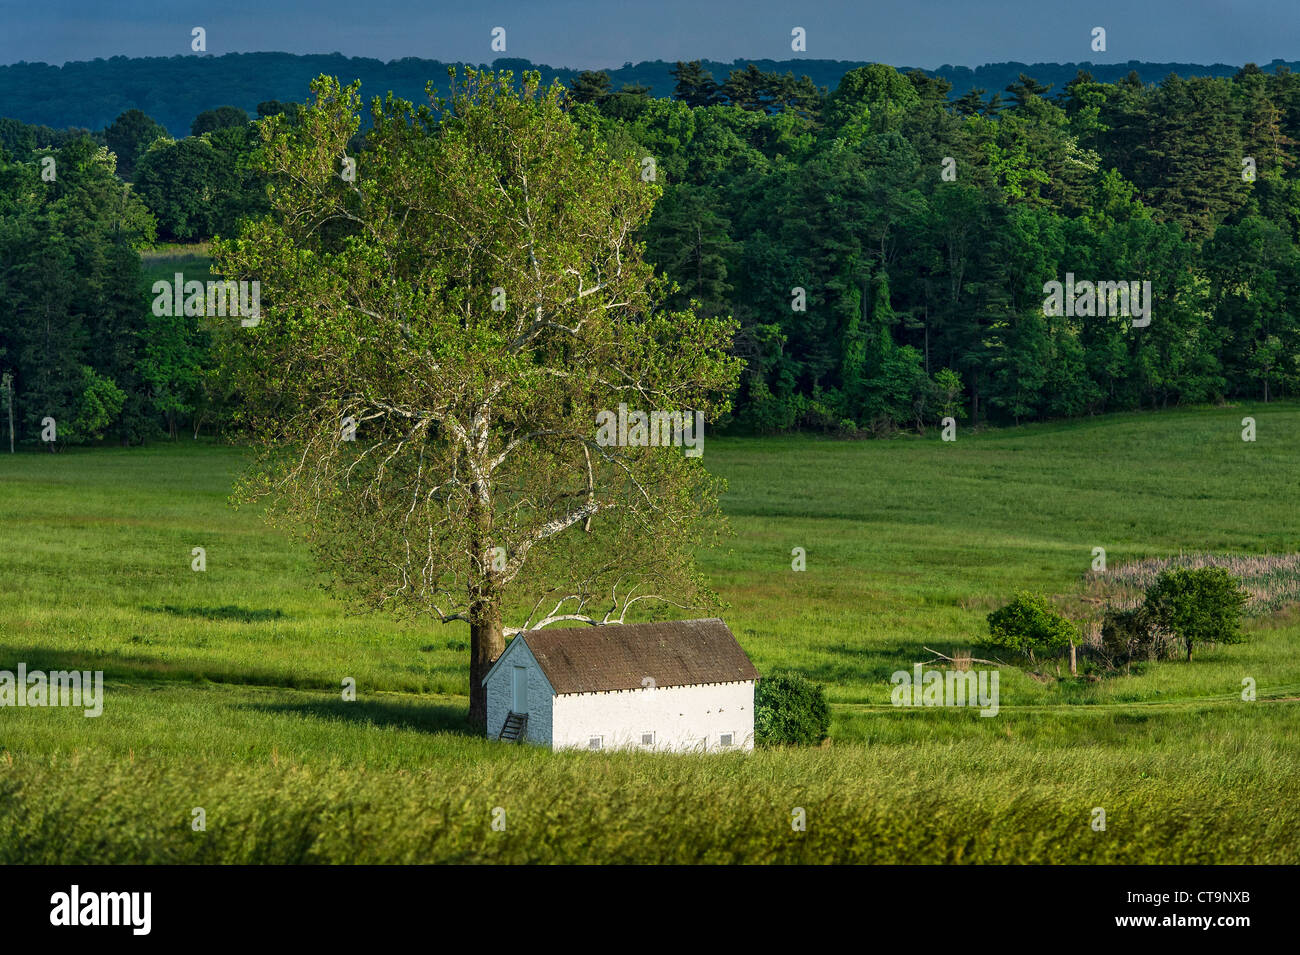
<box><xmin>1</xmin><ymin>401</ymin><xmax>1298</xmax><ymax>861</ymax></box>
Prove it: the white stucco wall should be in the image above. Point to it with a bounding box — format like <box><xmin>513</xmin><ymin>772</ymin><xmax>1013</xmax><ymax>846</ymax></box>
<box><xmin>483</xmin><ymin>638</ymin><xmax>554</xmax><ymax>746</ymax></box>
<box><xmin>551</xmin><ymin>681</ymin><xmax>755</xmax><ymax>752</ymax></box>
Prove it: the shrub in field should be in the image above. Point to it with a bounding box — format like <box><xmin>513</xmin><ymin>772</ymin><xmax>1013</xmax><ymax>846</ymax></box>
<box><xmin>1101</xmin><ymin>606</ymin><xmax>1149</xmax><ymax>663</ymax></box>
<box><xmin>1143</xmin><ymin>567</ymin><xmax>1249</xmax><ymax>661</ymax></box>
<box><xmin>980</xmin><ymin>592</ymin><xmax>1077</xmax><ymax>664</ymax></box>
<box><xmin>1099</xmin><ymin>605</ymin><xmax>1176</xmax><ymax>666</ymax></box>
<box><xmin>754</xmin><ymin>672</ymin><xmax>831</xmax><ymax>746</ymax></box>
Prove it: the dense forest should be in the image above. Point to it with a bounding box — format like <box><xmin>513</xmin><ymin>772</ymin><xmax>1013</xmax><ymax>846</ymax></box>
<box><xmin>3</xmin><ymin>58</ymin><xmax>1300</xmax><ymax>445</ymax></box>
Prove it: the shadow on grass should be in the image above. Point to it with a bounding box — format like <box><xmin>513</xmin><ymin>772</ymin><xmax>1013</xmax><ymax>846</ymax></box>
<box><xmin>143</xmin><ymin>604</ymin><xmax>286</xmax><ymax>623</ymax></box>
<box><xmin>796</xmin><ymin>640</ymin><xmax>966</xmax><ymax>686</ymax></box>
<box><xmin>0</xmin><ymin>643</ymin><xmax>191</xmax><ymax>680</ymax></box>
<box><xmin>243</xmin><ymin>698</ymin><xmax>477</xmax><ymax>736</ymax></box>
<box><xmin>0</xmin><ymin>643</ymin><xmax>363</xmax><ymax>693</ymax></box>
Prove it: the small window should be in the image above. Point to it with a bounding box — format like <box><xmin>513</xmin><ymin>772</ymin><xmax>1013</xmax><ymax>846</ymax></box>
<box><xmin>641</xmin><ymin>732</ymin><xmax>654</xmax><ymax>746</ymax></box>
<box><xmin>588</xmin><ymin>736</ymin><xmax>603</xmax><ymax>751</ymax></box>
<box><xmin>720</xmin><ymin>733</ymin><xmax>734</xmax><ymax>747</ymax></box>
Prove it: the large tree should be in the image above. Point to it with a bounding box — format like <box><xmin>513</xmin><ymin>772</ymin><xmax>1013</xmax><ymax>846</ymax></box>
<box><xmin>215</xmin><ymin>70</ymin><xmax>741</xmax><ymax>725</ymax></box>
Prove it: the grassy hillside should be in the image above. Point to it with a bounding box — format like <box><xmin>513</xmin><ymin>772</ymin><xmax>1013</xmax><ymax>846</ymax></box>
<box><xmin>1</xmin><ymin>405</ymin><xmax>1298</xmax><ymax>862</ymax></box>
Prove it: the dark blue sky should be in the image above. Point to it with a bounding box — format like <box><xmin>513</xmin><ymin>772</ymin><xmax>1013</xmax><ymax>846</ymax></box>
<box><xmin>1</xmin><ymin>0</ymin><xmax>1294</xmax><ymax>69</ymax></box>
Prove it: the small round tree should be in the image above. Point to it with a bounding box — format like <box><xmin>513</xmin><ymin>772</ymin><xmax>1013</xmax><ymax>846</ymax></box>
<box><xmin>1143</xmin><ymin>567</ymin><xmax>1249</xmax><ymax>661</ymax></box>
<box><xmin>979</xmin><ymin>592</ymin><xmax>1076</xmax><ymax>664</ymax></box>
<box><xmin>754</xmin><ymin>672</ymin><xmax>831</xmax><ymax>746</ymax></box>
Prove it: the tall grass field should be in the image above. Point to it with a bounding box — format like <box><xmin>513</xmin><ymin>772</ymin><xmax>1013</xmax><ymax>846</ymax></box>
<box><xmin>1</xmin><ymin>404</ymin><xmax>1298</xmax><ymax>862</ymax></box>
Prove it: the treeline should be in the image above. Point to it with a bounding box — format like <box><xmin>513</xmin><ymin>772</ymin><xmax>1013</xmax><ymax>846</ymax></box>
<box><xmin>583</xmin><ymin>61</ymin><xmax>1300</xmax><ymax>431</ymax></box>
<box><xmin>5</xmin><ymin>51</ymin><xmax>1300</xmax><ymax>136</ymax></box>
<box><xmin>0</xmin><ymin>138</ymin><xmax>160</xmax><ymax>446</ymax></box>
<box><xmin>0</xmin><ymin>99</ymin><xmax>296</xmax><ymax>447</ymax></box>
<box><xmin>3</xmin><ymin>59</ymin><xmax>1300</xmax><ymax>446</ymax></box>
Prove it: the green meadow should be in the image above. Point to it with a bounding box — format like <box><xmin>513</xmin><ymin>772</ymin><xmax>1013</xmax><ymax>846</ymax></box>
<box><xmin>1</xmin><ymin>404</ymin><xmax>1298</xmax><ymax>863</ymax></box>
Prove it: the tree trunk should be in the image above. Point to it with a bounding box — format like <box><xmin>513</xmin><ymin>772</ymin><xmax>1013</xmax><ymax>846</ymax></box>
<box><xmin>469</xmin><ymin>593</ymin><xmax>504</xmax><ymax>729</ymax></box>
<box><xmin>1069</xmin><ymin>641</ymin><xmax>1077</xmax><ymax>676</ymax></box>
<box><xmin>467</xmin><ymin>433</ymin><xmax>504</xmax><ymax>730</ymax></box>
<box><xmin>695</xmin><ymin>223</ymin><xmax>703</xmax><ymax>295</ymax></box>
<box><xmin>923</xmin><ymin>319</ymin><xmax>930</xmax><ymax>375</ymax></box>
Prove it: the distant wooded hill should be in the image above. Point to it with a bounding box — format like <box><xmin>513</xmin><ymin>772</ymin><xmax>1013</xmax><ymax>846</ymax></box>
<box><xmin>4</xmin><ymin>52</ymin><xmax>1300</xmax><ymax>136</ymax></box>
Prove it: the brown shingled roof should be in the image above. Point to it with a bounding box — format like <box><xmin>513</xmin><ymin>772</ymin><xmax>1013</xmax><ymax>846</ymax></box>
<box><xmin>519</xmin><ymin>618</ymin><xmax>759</xmax><ymax>695</ymax></box>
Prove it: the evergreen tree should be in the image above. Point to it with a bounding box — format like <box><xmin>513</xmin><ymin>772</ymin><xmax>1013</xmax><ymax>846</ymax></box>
<box><xmin>671</xmin><ymin>61</ymin><xmax>720</xmax><ymax>108</ymax></box>
<box><xmin>569</xmin><ymin>70</ymin><xmax>612</xmax><ymax>104</ymax></box>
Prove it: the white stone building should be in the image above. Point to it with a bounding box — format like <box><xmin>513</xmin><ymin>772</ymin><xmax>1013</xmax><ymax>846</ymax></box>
<box><xmin>481</xmin><ymin>618</ymin><xmax>760</xmax><ymax>752</ymax></box>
